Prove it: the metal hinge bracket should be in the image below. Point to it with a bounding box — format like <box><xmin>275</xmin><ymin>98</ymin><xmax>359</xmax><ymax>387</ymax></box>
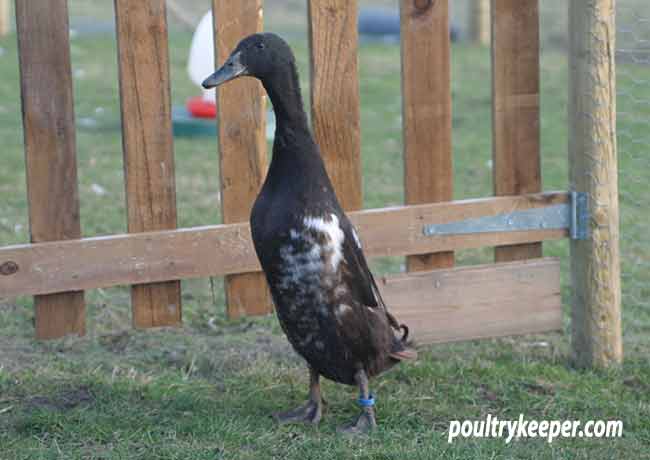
<box><xmin>422</xmin><ymin>192</ymin><xmax>589</xmax><ymax>240</ymax></box>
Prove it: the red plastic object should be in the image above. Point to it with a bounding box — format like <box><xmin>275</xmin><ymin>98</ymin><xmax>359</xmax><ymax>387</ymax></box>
<box><xmin>186</xmin><ymin>96</ymin><xmax>217</xmax><ymax>119</ymax></box>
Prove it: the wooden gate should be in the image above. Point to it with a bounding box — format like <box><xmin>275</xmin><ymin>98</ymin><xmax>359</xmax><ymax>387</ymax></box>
<box><xmin>1</xmin><ymin>0</ymin><xmax>565</xmax><ymax>345</ymax></box>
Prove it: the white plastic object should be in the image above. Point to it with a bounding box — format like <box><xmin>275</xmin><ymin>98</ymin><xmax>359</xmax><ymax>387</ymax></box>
<box><xmin>187</xmin><ymin>11</ymin><xmax>216</xmax><ymax>103</ymax></box>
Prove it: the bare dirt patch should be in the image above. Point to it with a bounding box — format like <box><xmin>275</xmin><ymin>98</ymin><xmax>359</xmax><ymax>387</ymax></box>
<box><xmin>27</xmin><ymin>385</ymin><xmax>95</xmax><ymax>412</ymax></box>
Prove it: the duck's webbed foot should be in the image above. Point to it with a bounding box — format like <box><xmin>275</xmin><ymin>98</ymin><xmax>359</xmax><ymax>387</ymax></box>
<box><xmin>273</xmin><ymin>399</ymin><xmax>323</xmax><ymax>425</ymax></box>
<box><xmin>338</xmin><ymin>369</ymin><xmax>377</xmax><ymax>435</ymax></box>
<box><xmin>338</xmin><ymin>408</ymin><xmax>376</xmax><ymax>434</ymax></box>
<box><xmin>273</xmin><ymin>367</ymin><xmax>324</xmax><ymax>426</ymax></box>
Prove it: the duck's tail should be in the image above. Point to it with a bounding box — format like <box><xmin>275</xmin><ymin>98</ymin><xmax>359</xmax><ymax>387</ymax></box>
<box><xmin>369</xmin><ymin>272</ymin><xmax>417</xmax><ymax>361</ymax></box>
<box><xmin>387</xmin><ymin>311</ymin><xmax>418</xmax><ymax>361</ymax></box>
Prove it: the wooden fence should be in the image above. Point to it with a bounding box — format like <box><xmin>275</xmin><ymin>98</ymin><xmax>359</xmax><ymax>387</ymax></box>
<box><xmin>0</xmin><ymin>0</ymin><xmax>620</xmax><ymax>368</ymax></box>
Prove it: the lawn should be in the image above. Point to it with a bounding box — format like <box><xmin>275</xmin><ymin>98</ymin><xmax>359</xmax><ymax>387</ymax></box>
<box><xmin>1</xmin><ymin>3</ymin><xmax>649</xmax><ymax>460</ymax></box>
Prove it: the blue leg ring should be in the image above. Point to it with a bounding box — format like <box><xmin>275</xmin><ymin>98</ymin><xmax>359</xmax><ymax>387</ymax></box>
<box><xmin>358</xmin><ymin>393</ymin><xmax>375</xmax><ymax>407</ymax></box>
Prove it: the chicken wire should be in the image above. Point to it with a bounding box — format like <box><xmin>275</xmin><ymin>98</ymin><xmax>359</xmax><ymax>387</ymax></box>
<box><xmin>537</xmin><ymin>0</ymin><xmax>646</xmax><ymax>348</ymax></box>
<box><xmin>616</xmin><ymin>0</ymin><xmax>650</xmax><ymax>342</ymax></box>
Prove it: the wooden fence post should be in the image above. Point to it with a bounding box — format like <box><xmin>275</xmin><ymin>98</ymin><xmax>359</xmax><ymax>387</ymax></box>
<box><xmin>400</xmin><ymin>0</ymin><xmax>454</xmax><ymax>272</ymax></box>
<box><xmin>114</xmin><ymin>0</ymin><xmax>182</xmax><ymax>328</ymax></box>
<box><xmin>468</xmin><ymin>0</ymin><xmax>490</xmax><ymax>46</ymax></box>
<box><xmin>212</xmin><ymin>0</ymin><xmax>272</xmax><ymax>318</ymax></box>
<box><xmin>308</xmin><ymin>0</ymin><xmax>362</xmax><ymax>212</ymax></box>
<box><xmin>569</xmin><ymin>0</ymin><xmax>622</xmax><ymax>367</ymax></box>
<box><xmin>15</xmin><ymin>0</ymin><xmax>85</xmax><ymax>339</ymax></box>
<box><xmin>491</xmin><ymin>0</ymin><xmax>542</xmax><ymax>262</ymax></box>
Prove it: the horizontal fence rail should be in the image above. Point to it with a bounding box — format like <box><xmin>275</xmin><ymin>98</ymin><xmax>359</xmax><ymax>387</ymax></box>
<box><xmin>0</xmin><ymin>192</ymin><xmax>568</xmax><ymax>299</ymax></box>
<box><xmin>383</xmin><ymin>258</ymin><xmax>562</xmax><ymax>344</ymax></box>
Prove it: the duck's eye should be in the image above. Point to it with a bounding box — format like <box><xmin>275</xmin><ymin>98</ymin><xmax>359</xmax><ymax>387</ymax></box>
<box><xmin>256</xmin><ymin>42</ymin><xmax>265</xmax><ymax>50</ymax></box>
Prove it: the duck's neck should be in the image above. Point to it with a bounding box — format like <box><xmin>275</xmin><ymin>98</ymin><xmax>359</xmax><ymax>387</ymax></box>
<box><xmin>261</xmin><ymin>59</ymin><xmax>331</xmax><ymax>193</ymax></box>
<box><xmin>262</xmin><ymin>61</ymin><xmax>310</xmax><ymax>137</ymax></box>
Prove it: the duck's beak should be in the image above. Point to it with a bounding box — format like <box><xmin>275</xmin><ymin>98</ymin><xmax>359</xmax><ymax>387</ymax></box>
<box><xmin>202</xmin><ymin>51</ymin><xmax>248</xmax><ymax>89</ymax></box>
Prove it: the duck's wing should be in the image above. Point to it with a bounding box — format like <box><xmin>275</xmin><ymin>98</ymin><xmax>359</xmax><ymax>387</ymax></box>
<box><xmin>338</xmin><ymin>216</ymin><xmax>402</xmax><ymax>332</ymax></box>
<box><xmin>338</xmin><ymin>218</ymin><xmax>376</xmax><ymax>307</ymax></box>
<box><xmin>335</xmin><ymin>215</ymin><xmax>415</xmax><ymax>362</ymax></box>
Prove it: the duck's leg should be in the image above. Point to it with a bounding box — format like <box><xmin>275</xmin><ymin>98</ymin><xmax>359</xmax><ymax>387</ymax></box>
<box><xmin>273</xmin><ymin>366</ymin><xmax>323</xmax><ymax>425</ymax></box>
<box><xmin>338</xmin><ymin>369</ymin><xmax>377</xmax><ymax>434</ymax></box>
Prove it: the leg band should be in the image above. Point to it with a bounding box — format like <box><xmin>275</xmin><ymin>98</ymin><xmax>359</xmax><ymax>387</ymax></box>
<box><xmin>357</xmin><ymin>393</ymin><xmax>375</xmax><ymax>407</ymax></box>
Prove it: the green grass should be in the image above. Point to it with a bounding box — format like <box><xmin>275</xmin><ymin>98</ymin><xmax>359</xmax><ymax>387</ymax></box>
<box><xmin>2</xmin><ymin>338</ymin><xmax>649</xmax><ymax>459</ymax></box>
<box><xmin>1</xmin><ymin>8</ymin><xmax>650</xmax><ymax>459</ymax></box>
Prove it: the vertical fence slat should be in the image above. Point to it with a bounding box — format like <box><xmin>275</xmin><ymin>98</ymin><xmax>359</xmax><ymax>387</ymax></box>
<box><xmin>212</xmin><ymin>0</ymin><xmax>272</xmax><ymax>318</ymax></box>
<box><xmin>308</xmin><ymin>0</ymin><xmax>362</xmax><ymax>212</ymax></box>
<box><xmin>114</xmin><ymin>0</ymin><xmax>181</xmax><ymax>328</ymax></box>
<box><xmin>569</xmin><ymin>0</ymin><xmax>621</xmax><ymax>367</ymax></box>
<box><xmin>15</xmin><ymin>0</ymin><xmax>85</xmax><ymax>339</ymax></box>
<box><xmin>491</xmin><ymin>0</ymin><xmax>542</xmax><ymax>262</ymax></box>
<box><xmin>400</xmin><ymin>0</ymin><xmax>454</xmax><ymax>272</ymax></box>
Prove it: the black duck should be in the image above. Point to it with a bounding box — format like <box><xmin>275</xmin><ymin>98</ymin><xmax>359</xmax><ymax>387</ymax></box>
<box><xmin>202</xmin><ymin>33</ymin><xmax>416</xmax><ymax>433</ymax></box>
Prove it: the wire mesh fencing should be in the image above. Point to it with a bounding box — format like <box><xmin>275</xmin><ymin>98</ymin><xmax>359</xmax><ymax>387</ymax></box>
<box><xmin>616</xmin><ymin>0</ymin><xmax>650</xmax><ymax>350</ymax></box>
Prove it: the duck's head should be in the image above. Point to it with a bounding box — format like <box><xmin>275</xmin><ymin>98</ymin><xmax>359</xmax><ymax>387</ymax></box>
<box><xmin>202</xmin><ymin>33</ymin><xmax>294</xmax><ymax>89</ymax></box>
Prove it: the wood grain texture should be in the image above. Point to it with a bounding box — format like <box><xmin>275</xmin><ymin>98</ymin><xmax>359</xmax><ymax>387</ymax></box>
<box><xmin>379</xmin><ymin>258</ymin><xmax>562</xmax><ymax>344</ymax></box>
<box><xmin>1</xmin><ymin>193</ymin><xmax>569</xmax><ymax>298</ymax></box>
<box><xmin>114</xmin><ymin>0</ymin><xmax>181</xmax><ymax>328</ymax></box>
<box><xmin>212</xmin><ymin>0</ymin><xmax>271</xmax><ymax>318</ymax></box>
<box><xmin>400</xmin><ymin>0</ymin><xmax>454</xmax><ymax>272</ymax></box>
<box><xmin>308</xmin><ymin>0</ymin><xmax>362</xmax><ymax>212</ymax></box>
<box><xmin>491</xmin><ymin>0</ymin><xmax>542</xmax><ymax>262</ymax></box>
<box><xmin>15</xmin><ymin>0</ymin><xmax>85</xmax><ymax>339</ymax></box>
<box><xmin>569</xmin><ymin>0</ymin><xmax>621</xmax><ymax>367</ymax></box>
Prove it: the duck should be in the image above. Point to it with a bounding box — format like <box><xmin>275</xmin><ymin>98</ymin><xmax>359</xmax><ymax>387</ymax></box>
<box><xmin>202</xmin><ymin>32</ymin><xmax>416</xmax><ymax>433</ymax></box>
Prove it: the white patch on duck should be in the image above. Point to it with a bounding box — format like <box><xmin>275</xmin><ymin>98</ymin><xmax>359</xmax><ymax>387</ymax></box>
<box><xmin>352</xmin><ymin>227</ymin><xmax>362</xmax><ymax>249</ymax></box>
<box><xmin>333</xmin><ymin>284</ymin><xmax>348</xmax><ymax>299</ymax></box>
<box><xmin>303</xmin><ymin>214</ymin><xmax>345</xmax><ymax>271</ymax></box>
<box><xmin>335</xmin><ymin>303</ymin><xmax>353</xmax><ymax>320</ymax></box>
<box><xmin>277</xmin><ymin>238</ymin><xmax>323</xmax><ymax>295</ymax></box>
